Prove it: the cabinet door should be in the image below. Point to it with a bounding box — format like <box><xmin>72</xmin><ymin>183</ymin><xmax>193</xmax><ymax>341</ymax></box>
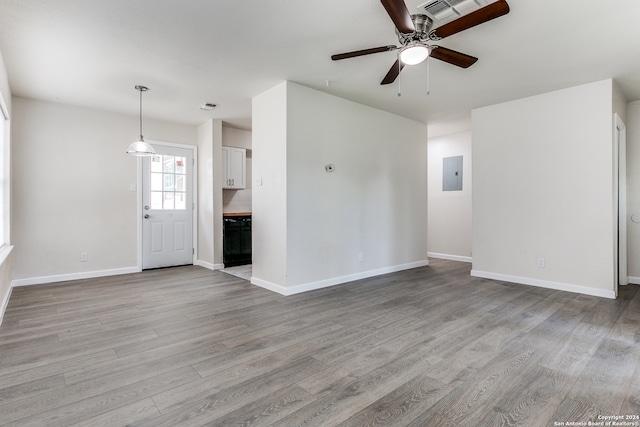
<box><xmin>223</xmin><ymin>218</ymin><xmax>242</xmax><ymax>257</ymax></box>
<box><xmin>222</xmin><ymin>147</ymin><xmax>246</xmax><ymax>189</ymax></box>
<box><xmin>227</xmin><ymin>148</ymin><xmax>246</xmax><ymax>189</ymax></box>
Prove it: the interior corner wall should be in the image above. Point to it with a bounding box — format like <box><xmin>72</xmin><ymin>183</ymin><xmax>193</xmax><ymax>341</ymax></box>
<box><xmin>471</xmin><ymin>79</ymin><xmax>616</xmax><ymax>298</ymax></box>
<box><xmin>286</xmin><ymin>82</ymin><xmax>428</xmax><ymax>290</ymax></box>
<box><xmin>11</xmin><ymin>97</ymin><xmax>197</xmax><ymax>282</ymax></box>
<box><xmin>252</xmin><ymin>82</ymin><xmax>288</xmax><ymax>289</ymax></box>
<box><xmin>427</xmin><ymin>129</ymin><xmax>472</xmax><ymax>261</ymax></box>
<box><xmin>197</xmin><ymin>119</ymin><xmax>224</xmax><ymax>270</ymax></box>
<box><xmin>627</xmin><ymin>100</ymin><xmax>640</xmax><ymax>282</ymax></box>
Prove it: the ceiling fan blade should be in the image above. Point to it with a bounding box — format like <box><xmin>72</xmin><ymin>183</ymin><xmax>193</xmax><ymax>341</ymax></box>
<box><xmin>381</xmin><ymin>59</ymin><xmax>405</xmax><ymax>85</ymax></box>
<box><xmin>380</xmin><ymin>0</ymin><xmax>415</xmax><ymax>34</ymax></box>
<box><xmin>430</xmin><ymin>46</ymin><xmax>478</xmax><ymax>68</ymax></box>
<box><xmin>430</xmin><ymin>0</ymin><xmax>510</xmax><ymax>39</ymax></box>
<box><xmin>331</xmin><ymin>45</ymin><xmax>397</xmax><ymax>61</ymax></box>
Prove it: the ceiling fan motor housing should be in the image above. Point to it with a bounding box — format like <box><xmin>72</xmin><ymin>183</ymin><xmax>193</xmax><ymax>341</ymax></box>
<box><xmin>396</xmin><ymin>14</ymin><xmax>434</xmax><ymax>44</ymax></box>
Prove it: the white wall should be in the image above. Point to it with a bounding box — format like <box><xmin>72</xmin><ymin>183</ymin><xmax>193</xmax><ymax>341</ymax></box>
<box><xmin>252</xmin><ymin>82</ymin><xmax>288</xmax><ymax>287</ymax></box>
<box><xmin>199</xmin><ymin>119</ymin><xmax>224</xmax><ymax>269</ymax></box>
<box><xmin>627</xmin><ymin>101</ymin><xmax>640</xmax><ymax>283</ymax></box>
<box><xmin>472</xmin><ymin>79</ymin><xmax>619</xmax><ymax>298</ymax></box>
<box><xmin>427</xmin><ymin>129</ymin><xmax>472</xmax><ymax>261</ymax></box>
<box><xmin>0</xmin><ymin>50</ymin><xmax>12</xmax><ymax>325</ymax></box>
<box><xmin>223</xmin><ymin>126</ymin><xmax>251</xmax><ymax>150</ymax></box>
<box><xmin>252</xmin><ymin>81</ymin><xmax>428</xmax><ymax>294</ymax></box>
<box><xmin>11</xmin><ymin>97</ymin><xmax>197</xmax><ymax>282</ymax></box>
<box><xmin>222</xmin><ymin>126</ymin><xmax>252</xmax><ymax>213</ymax></box>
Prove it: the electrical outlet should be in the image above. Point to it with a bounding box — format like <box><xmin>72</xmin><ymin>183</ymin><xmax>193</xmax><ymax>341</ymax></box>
<box><xmin>80</xmin><ymin>252</ymin><xmax>88</xmax><ymax>262</ymax></box>
<box><xmin>537</xmin><ymin>258</ymin><xmax>545</xmax><ymax>268</ymax></box>
<box><xmin>358</xmin><ymin>252</ymin><xmax>364</xmax><ymax>262</ymax></box>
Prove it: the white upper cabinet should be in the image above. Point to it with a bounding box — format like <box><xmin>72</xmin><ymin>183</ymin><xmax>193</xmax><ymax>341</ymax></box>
<box><xmin>222</xmin><ymin>146</ymin><xmax>246</xmax><ymax>189</ymax></box>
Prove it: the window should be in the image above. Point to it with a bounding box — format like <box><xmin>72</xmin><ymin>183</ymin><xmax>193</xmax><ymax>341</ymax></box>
<box><xmin>149</xmin><ymin>154</ymin><xmax>187</xmax><ymax>210</ymax></box>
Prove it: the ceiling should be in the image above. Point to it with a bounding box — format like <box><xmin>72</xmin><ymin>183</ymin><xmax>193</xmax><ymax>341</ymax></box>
<box><xmin>1</xmin><ymin>0</ymin><xmax>640</xmax><ymax>131</ymax></box>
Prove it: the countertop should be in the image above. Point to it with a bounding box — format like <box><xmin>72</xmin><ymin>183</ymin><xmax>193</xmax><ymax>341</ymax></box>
<box><xmin>223</xmin><ymin>212</ymin><xmax>252</xmax><ymax>217</ymax></box>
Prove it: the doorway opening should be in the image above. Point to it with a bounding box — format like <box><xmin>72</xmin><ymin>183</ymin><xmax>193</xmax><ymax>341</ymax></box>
<box><xmin>614</xmin><ymin>113</ymin><xmax>628</xmax><ymax>294</ymax></box>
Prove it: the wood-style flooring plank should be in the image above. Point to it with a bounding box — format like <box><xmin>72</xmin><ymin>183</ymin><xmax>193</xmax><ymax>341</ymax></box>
<box><xmin>273</xmin><ymin>342</ymin><xmax>439</xmax><ymax>426</ymax></box>
<box><xmin>298</xmin><ymin>330</ymin><xmax>437</xmax><ymax>398</ymax></box>
<box><xmin>4</xmin><ymin>366</ymin><xmax>199</xmax><ymax>427</ymax></box>
<box><xmin>475</xmin><ymin>365</ymin><xmax>575</xmax><ymax>427</ymax></box>
<box><xmin>408</xmin><ymin>342</ymin><xmax>541</xmax><ymax>426</ymax></box>
<box><xmin>540</xmin><ymin>320</ymin><xmax>609</xmax><ymax>376</ymax></box>
<box><xmin>144</xmin><ymin>356</ymin><xmax>327</xmax><ymax>426</ymax></box>
<box><xmin>548</xmin><ymin>397</ymin><xmax>605</xmax><ymax>426</ymax></box>
<box><xmin>0</xmin><ymin>374</ymin><xmax>66</xmax><ymax>406</ymax></box>
<box><xmin>335</xmin><ymin>373</ymin><xmax>451</xmax><ymax>427</ymax></box>
<box><xmin>566</xmin><ymin>337</ymin><xmax>638</xmax><ymax>415</ymax></box>
<box><xmin>0</xmin><ymin>259</ymin><xmax>638</xmax><ymax>426</ymax></box>
<box><xmin>202</xmin><ymin>384</ymin><xmax>315</xmax><ymax>427</ymax></box>
<box><xmin>0</xmin><ymin>350</ymin><xmax>118</xmax><ymax>389</ymax></box>
<box><xmin>66</xmin><ymin>398</ymin><xmax>160</xmax><ymax>427</ymax></box>
<box><xmin>427</xmin><ymin>325</ymin><xmax>520</xmax><ymax>385</ymax></box>
<box><xmin>188</xmin><ymin>319</ymin><xmax>343</xmax><ymax>379</ymax></box>
<box><xmin>619</xmin><ymin>358</ymin><xmax>640</xmax><ymax>417</ymax></box>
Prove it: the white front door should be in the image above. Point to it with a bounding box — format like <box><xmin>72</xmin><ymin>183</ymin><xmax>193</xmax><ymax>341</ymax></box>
<box><xmin>142</xmin><ymin>144</ymin><xmax>194</xmax><ymax>269</ymax></box>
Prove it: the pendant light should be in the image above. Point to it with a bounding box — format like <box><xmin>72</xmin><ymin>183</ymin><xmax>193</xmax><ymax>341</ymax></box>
<box><xmin>126</xmin><ymin>85</ymin><xmax>155</xmax><ymax>156</ymax></box>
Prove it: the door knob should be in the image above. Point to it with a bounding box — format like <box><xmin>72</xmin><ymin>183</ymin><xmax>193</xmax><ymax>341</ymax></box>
<box><xmin>144</xmin><ymin>214</ymin><xmax>150</xmax><ymax>219</ymax></box>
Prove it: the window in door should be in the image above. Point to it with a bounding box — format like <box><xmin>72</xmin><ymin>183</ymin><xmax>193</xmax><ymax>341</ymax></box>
<box><xmin>150</xmin><ymin>154</ymin><xmax>187</xmax><ymax>210</ymax></box>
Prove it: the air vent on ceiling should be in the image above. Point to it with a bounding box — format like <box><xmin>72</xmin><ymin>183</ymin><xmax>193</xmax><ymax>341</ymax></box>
<box><xmin>418</xmin><ymin>0</ymin><xmax>493</xmax><ymax>25</ymax></box>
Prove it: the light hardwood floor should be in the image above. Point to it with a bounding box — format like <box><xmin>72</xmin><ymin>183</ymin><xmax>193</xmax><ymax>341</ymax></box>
<box><xmin>0</xmin><ymin>259</ymin><xmax>639</xmax><ymax>426</ymax></box>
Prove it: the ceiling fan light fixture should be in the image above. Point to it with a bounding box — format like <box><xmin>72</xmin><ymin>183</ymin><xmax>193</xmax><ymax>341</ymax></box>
<box><xmin>399</xmin><ymin>44</ymin><xmax>431</xmax><ymax>65</ymax></box>
<box><xmin>126</xmin><ymin>85</ymin><xmax>156</xmax><ymax>156</ymax></box>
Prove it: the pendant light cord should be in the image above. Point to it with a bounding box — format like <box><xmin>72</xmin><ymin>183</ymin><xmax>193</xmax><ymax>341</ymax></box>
<box><xmin>426</xmin><ymin>56</ymin><xmax>431</xmax><ymax>96</ymax></box>
<box><xmin>139</xmin><ymin>87</ymin><xmax>144</xmax><ymax>140</ymax></box>
<box><xmin>397</xmin><ymin>58</ymin><xmax>402</xmax><ymax>97</ymax></box>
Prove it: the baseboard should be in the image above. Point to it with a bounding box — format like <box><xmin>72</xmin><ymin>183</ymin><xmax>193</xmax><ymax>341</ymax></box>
<box><xmin>195</xmin><ymin>260</ymin><xmax>225</xmax><ymax>271</ymax></box>
<box><xmin>251</xmin><ymin>260</ymin><xmax>430</xmax><ymax>296</ymax></box>
<box><xmin>470</xmin><ymin>269</ymin><xmax>616</xmax><ymax>299</ymax></box>
<box><xmin>0</xmin><ymin>285</ymin><xmax>11</xmax><ymax>327</ymax></box>
<box><xmin>428</xmin><ymin>252</ymin><xmax>472</xmax><ymax>263</ymax></box>
<box><xmin>629</xmin><ymin>276</ymin><xmax>640</xmax><ymax>285</ymax></box>
<box><xmin>0</xmin><ymin>245</ymin><xmax>14</xmax><ymax>326</ymax></box>
<box><xmin>12</xmin><ymin>267</ymin><xmax>141</xmax><ymax>287</ymax></box>
<box><xmin>250</xmin><ymin>277</ymin><xmax>289</xmax><ymax>295</ymax></box>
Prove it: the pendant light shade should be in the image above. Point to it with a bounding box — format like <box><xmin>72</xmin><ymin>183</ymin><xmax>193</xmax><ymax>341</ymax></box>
<box><xmin>126</xmin><ymin>85</ymin><xmax>155</xmax><ymax>156</ymax></box>
<box><xmin>126</xmin><ymin>137</ymin><xmax>155</xmax><ymax>156</ymax></box>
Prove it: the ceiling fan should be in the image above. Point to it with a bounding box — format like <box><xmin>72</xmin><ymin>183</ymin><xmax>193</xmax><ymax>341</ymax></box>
<box><xmin>331</xmin><ymin>0</ymin><xmax>510</xmax><ymax>85</ymax></box>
